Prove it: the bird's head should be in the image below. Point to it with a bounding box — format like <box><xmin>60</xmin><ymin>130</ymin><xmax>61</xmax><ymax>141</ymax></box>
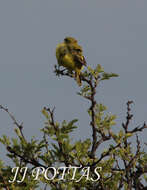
<box><xmin>64</xmin><ymin>37</ymin><xmax>77</xmax><ymax>44</ymax></box>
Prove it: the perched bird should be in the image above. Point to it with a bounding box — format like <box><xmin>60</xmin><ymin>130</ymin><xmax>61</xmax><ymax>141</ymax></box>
<box><xmin>56</xmin><ymin>37</ymin><xmax>86</xmax><ymax>86</ymax></box>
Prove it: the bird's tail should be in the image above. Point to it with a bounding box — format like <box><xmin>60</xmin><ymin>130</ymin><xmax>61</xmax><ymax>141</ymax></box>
<box><xmin>75</xmin><ymin>72</ymin><xmax>82</xmax><ymax>86</ymax></box>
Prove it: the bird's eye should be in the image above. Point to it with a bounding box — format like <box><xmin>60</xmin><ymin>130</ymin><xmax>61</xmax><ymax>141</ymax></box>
<box><xmin>64</xmin><ymin>38</ymin><xmax>69</xmax><ymax>43</ymax></box>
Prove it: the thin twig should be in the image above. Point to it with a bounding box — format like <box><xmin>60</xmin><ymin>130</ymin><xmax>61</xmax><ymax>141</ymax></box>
<box><xmin>7</xmin><ymin>146</ymin><xmax>47</xmax><ymax>169</ymax></box>
<box><xmin>44</xmin><ymin>107</ymin><xmax>70</xmax><ymax>166</ymax></box>
<box><xmin>0</xmin><ymin>105</ymin><xmax>26</xmax><ymax>141</ymax></box>
<box><xmin>91</xmin><ymin>143</ymin><xmax>121</xmax><ymax>167</ymax></box>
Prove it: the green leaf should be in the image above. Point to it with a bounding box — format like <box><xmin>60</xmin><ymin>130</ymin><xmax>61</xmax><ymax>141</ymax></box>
<box><xmin>96</xmin><ymin>64</ymin><xmax>104</xmax><ymax>73</ymax></box>
<box><xmin>87</xmin><ymin>66</ymin><xmax>95</xmax><ymax>75</ymax></box>
<box><xmin>42</xmin><ymin>108</ymin><xmax>49</xmax><ymax>119</ymax></box>
<box><xmin>101</xmin><ymin>72</ymin><xmax>119</xmax><ymax>80</ymax></box>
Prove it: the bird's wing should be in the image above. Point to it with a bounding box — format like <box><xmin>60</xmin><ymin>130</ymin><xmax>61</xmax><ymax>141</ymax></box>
<box><xmin>66</xmin><ymin>44</ymin><xmax>86</xmax><ymax>66</ymax></box>
<box><xmin>73</xmin><ymin>52</ymin><xmax>87</xmax><ymax>66</ymax></box>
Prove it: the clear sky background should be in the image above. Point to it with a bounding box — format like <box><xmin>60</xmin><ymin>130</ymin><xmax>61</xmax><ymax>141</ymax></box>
<box><xmin>0</xmin><ymin>0</ymin><xmax>147</xmax><ymax>165</ymax></box>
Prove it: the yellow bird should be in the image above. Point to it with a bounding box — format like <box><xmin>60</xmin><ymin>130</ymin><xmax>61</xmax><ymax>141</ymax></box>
<box><xmin>56</xmin><ymin>37</ymin><xmax>86</xmax><ymax>86</ymax></box>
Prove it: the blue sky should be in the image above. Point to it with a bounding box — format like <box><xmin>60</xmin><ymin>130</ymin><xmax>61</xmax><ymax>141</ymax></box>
<box><xmin>0</xmin><ymin>0</ymin><xmax>147</xmax><ymax>165</ymax></box>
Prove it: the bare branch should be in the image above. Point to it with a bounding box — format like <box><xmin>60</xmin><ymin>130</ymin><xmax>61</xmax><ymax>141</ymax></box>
<box><xmin>0</xmin><ymin>105</ymin><xmax>26</xmax><ymax>142</ymax></box>
<box><xmin>122</xmin><ymin>101</ymin><xmax>134</xmax><ymax>133</ymax></box>
<box><xmin>6</xmin><ymin>146</ymin><xmax>47</xmax><ymax>169</ymax></box>
<box><xmin>128</xmin><ymin>122</ymin><xmax>147</xmax><ymax>133</ymax></box>
<box><xmin>91</xmin><ymin>143</ymin><xmax>121</xmax><ymax>167</ymax></box>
